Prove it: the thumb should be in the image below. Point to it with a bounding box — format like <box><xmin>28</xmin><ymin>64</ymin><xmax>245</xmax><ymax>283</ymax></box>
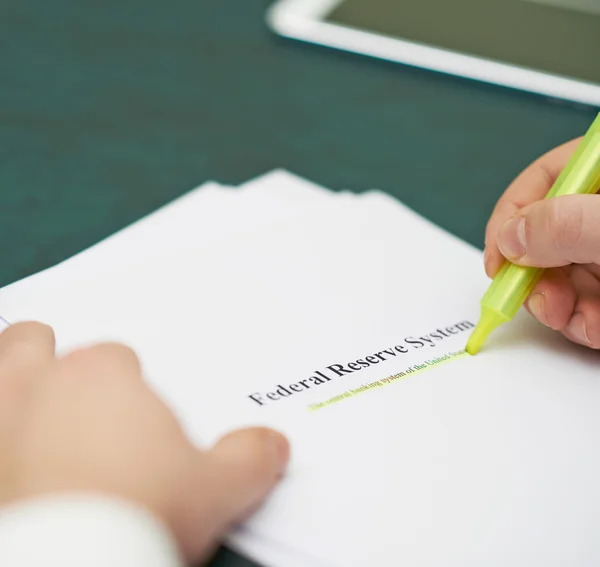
<box><xmin>497</xmin><ymin>195</ymin><xmax>600</xmax><ymax>268</ymax></box>
<box><xmin>177</xmin><ymin>427</ymin><xmax>289</xmax><ymax>561</ymax></box>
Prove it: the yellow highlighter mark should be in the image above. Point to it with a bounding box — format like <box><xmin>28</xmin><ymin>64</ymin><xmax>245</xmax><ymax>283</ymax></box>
<box><xmin>308</xmin><ymin>350</ymin><xmax>469</xmax><ymax>412</ymax></box>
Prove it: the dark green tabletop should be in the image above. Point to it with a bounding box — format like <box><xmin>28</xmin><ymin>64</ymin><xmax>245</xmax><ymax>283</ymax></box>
<box><xmin>1</xmin><ymin>1</ymin><xmax>597</xmax><ymax>565</ymax></box>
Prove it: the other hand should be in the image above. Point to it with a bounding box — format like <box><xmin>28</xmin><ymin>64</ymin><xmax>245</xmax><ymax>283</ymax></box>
<box><xmin>0</xmin><ymin>322</ymin><xmax>289</xmax><ymax>563</ymax></box>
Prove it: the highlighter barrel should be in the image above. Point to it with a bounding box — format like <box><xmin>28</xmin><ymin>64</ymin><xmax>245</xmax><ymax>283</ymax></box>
<box><xmin>467</xmin><ymin>113</ymin><xmax>600</xmax><ymax>355</ymax></box>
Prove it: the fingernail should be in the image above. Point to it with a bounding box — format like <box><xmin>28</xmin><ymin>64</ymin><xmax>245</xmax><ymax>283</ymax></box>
<box><xmin>483</xmin><ymin>248</ymin><xmax>491</xmax><ymax>275</ymax></box>
<box><xmin>565</xmin><ymin>313</ymin><xmax>591</xmax><ymax>347</ymax></box>
<box><xmin>499</xmin><ymin>217</ymin><xmax>526</xmax><ymax>260</ymax></box>
<box><xmin>528</xmin><ymin>293</ymin><xmax>547</xmax><ymax>326</ymax></box>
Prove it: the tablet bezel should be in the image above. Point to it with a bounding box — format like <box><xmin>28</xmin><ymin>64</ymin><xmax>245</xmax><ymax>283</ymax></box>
<box><xmin>267</xmin><ymin>0</ymin><xmax>600</xmax><ymax>107</ymax></box>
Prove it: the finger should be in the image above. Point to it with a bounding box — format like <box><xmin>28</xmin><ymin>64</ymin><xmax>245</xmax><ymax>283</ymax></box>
<box><xmin>0</xmin><ymin>322</ymin><xmax>55</xmax><ymax>400</ymax></box>
<box><xmin>497</xmin><ymin>195</ymin><xmax>600</xmax><ymax>268</ymax></box>
<box><xmin>525</xmin><ymin>268</ymin><xmax>576</xmax><ymax>331</ymax></box>
<box><xmin>560</xmin><ymin>266</ymin><xmax>600</xmax><ymax>348</ymax></box>
<box><xmin>562</xmin><ymin>296</ymin><xmax>600</xmax><ymax>349</ymax></box>
<box><xmin>57</xmin><ymin>343</ymin><xmax>142</xmax><ymax>385</ymax></box>
<box><xmin>485</xmin><ymin>138</ymin><xmax>581</xmax><ymax>277</ymax></box>
<box><xmin>586</xmin><ymin>263</ymin><xmax>600</xmax><ymax>282</ymax></box>
<box><xmin>570</xmin><ymin>265</ymin><xmax>600</xmax><ymax>297</ymax></box>
<box><xmin>179</xmin><ymin>427</ymin><xmax>289</xmax><ymax>560</ymax></box>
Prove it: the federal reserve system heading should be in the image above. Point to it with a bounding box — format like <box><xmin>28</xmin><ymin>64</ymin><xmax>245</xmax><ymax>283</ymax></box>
<box><xmin>247</xmin><ymin>320</ymin><xmax>474</xmax><ymax>406</ymax></box>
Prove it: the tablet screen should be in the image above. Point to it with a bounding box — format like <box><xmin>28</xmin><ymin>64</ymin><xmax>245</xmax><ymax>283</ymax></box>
<box><xmin>327</xmin><ymin>0</ymin><xmax>600</xmax><ymax>84</ymax></box>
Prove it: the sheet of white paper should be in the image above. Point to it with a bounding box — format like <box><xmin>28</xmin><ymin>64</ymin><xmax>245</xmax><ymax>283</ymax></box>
<box><xmin>0</xmin><ymin>171</ymin><xmax>351</xmax><ymax>567</ymax></box>
<box><xmin>2</xmin><ymin>170</ymin><xmax>359</xmax><ymax>303</ymax></box>
<box><xmin>229</xmin><ymin>526</ymin><xmax>336</xmax><ymax>567</ymax></box>
<box><xmin>2</xmin><ymin>173</ymin><xmax>600</xmax><ymax>567</ymax></box>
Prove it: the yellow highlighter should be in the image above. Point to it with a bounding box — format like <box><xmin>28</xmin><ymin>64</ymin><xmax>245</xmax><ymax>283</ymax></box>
<box><xmin>466</xmin><ymin>113</ymin><xmax>600</xmax><ymax>355</ymax></box>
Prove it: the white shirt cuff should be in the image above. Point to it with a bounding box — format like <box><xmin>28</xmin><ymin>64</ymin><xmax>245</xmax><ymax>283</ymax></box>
<box><xmin>0</xmin><ymin>494</ymin><xmax>183</xmax><ymax>567</ymax></box>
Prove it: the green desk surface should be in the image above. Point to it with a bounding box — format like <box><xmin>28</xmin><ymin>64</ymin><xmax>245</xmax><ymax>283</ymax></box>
<box><xmin>1</xmin><ymin>0</ymin><xmax>597</xmax><ymax>565</ymax></box>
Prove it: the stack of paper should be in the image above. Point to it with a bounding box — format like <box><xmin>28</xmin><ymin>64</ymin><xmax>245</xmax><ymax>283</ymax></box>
<box><xmin>2</xmin><ymin>170</ymin><xmax>600</xmax><ymax>567</ymax></box>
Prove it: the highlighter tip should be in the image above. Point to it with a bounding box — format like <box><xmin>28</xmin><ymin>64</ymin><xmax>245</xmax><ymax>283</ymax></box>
<box><xmin>465</xmin><ymin>309</ymin><xmax>506</xmax><ymax>355</ymax></box>
<box><xmin>465</xmin><ymin>337</ymin><xmax>481</xmax><ymax>356</ymax></box>
<box><xmin>466</xmin><ymin>324</ymin><xmax>491</xmax><ymax>355</ymax></box>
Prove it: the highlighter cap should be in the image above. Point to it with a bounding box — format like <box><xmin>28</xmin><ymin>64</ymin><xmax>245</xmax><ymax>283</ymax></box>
<box><xmin>546</xmin><ymin>113</ymin><xmax>600</xmax><ymax>200</ymax></box>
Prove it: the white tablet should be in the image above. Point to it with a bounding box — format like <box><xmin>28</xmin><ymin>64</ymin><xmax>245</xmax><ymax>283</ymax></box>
<box><xmin>267</xmin><ymin>0</ymin><xmax>600</xmax><ymax>107</ymax></box>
